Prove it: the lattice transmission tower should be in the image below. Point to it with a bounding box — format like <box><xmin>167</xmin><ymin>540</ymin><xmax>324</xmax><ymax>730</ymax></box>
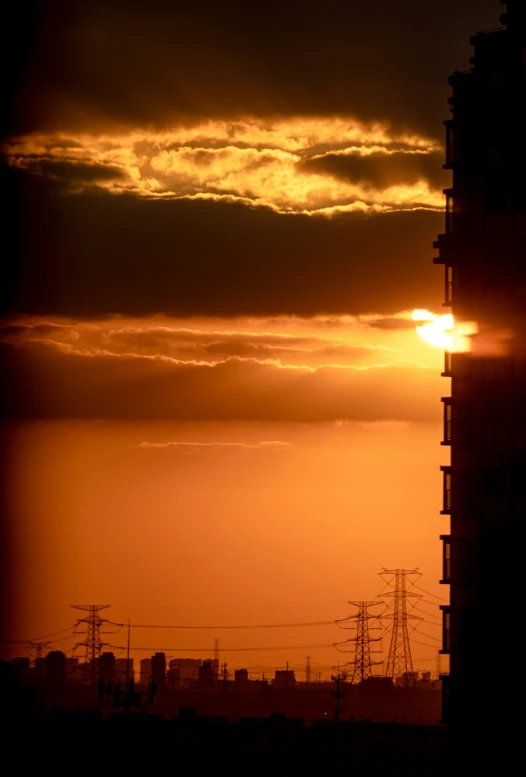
<box><xmin>26</xmin><ymin>640</ymin><xmax>52</xmax><ymax>661</ymax></box>
<box><xmin>379</xmin><ymin>568</ymin><xmax>422</xmax><ymax>687</ymax></box>
<box><xmin>72</xmin><ymin>604</ymin><xmax>111</xmax><ymax>685</ymax></box>
<box><xmin>335</xmin><ymin>601</ymin><xmax>383</xmax><ymax>684</ymax></box>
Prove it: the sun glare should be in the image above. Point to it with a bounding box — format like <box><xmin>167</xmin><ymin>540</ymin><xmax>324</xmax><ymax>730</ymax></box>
<box><xmin>413</xmin><ymin>309</ymin><xmax>477</xmax><ymax>352</ymax></box>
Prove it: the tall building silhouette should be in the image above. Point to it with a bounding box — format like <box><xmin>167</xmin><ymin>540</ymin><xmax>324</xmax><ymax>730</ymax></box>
<box><xmin>435</xmin><ymin>0</ymin><xmax>526</xmax><ymax>748</ymax></box>
<box><xmin>151</xmin><ymin>652</ymin><xmax>167</xmax><ymax>687</ymax></box>
<box><xmin>139</xmin><ymin>657</ymin><xmax>152</xmax><ymax>687</ymax></box>
<box><xmin>99</xmin><ymin>652</ymin><xmax>116</xmax><ymax>685</ymax></box>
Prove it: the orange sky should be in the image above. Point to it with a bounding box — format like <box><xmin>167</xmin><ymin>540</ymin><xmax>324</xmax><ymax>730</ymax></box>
<box><xmin>2</xmin><ymin>314</ymin><xmax>449</xmax><ymax>676</ymax></box>
<box><xmin>2</xmin><ymin>0</ymin><xmax>499</xmax><ymax>681</ymax></box>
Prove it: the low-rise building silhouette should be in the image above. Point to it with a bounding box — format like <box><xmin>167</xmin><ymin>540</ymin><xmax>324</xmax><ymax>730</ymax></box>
<box><xmin>272</xmin><ymin>669</ymin><xmax>296</xmax><ymax>689</ymax></box>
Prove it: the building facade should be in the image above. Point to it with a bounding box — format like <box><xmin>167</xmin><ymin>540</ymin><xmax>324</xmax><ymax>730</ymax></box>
<box><xmin>115</xmin><ymin>657</ymin><xmax>134</xmax><ymax>685</ymax></box>
<box><xmin>139</xmin><ymin>657</ymin><xmax>152</xmax><ymax>687</ymax></box>
<box><xmin>435</xmin><ymin>0</ymin><xmax>526</xmax><ymax>739</ymax></box>
<box><xmin>151</xmin><ymin>652</ymin><xmax>167</xmax><ymax>687</ymax></box>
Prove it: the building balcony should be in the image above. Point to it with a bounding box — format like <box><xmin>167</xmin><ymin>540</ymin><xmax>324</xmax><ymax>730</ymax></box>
<box><xmin>444</xmin><ymin>188</ymin><xmax>454</xmax><ymax>234</ymax></box>
<box><xmin>433</xmin><ymin>232</ymin><xmax>459</xmax><ymax>265</ymax></box>
<box><xmin>441</xmin><ymin>350</ymin><xmax>453</xmax><ymax>377</ymax></box>
<box><xmin>441</xmin><ymin>466</ymin><xmax>451</xmax><ymax>515</ymax></box>
<box><xmin>443</xmin><ymin>121</ymin><xmax>458</xmax><ymax>170</ymax></box>
<box><xmin>443</xmin><ymin>266</ymin><xmax>453</xmax><ymax>307</ymax></box>
<box><xmin>440</xmin><ymin>605</ymin><xmax>451</xmax><ymax>654</ymax></box>
<box><xmin>441</xmin><ymin>398</ymin><xmax>452</xmax><ymax>445</ymax></box>
<box><xmin>440</xmin><ymin>535</ymin><xmax>451</xmax><ymax>584</ymax></box>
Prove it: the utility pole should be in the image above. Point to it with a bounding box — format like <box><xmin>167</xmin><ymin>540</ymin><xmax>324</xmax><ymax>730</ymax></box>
<box><xmin>305</xmin><ymin>655</ymin><xmax>311</xmax><ymax>683</ymax></box>
<box><xmin>124</xmin><ymin>619</ymin><xmax>131</xmax><ymax>714</ymax></box>
<box><xmin>378</xmin><ymin>568</ymin><xmax>422</xmax><ymax>687</ymax></box>
<box><xmin>336</xmin><ymin>601</ymin><xmax>384</xmax><ymax>684</ymax></box>
<box><xmin>330</xmin><ymin>666</ymin><xmax>347</xmax><ymax>721</ymax></box>
<box><xmin>213</xmin><ymin>638</ymin><xmax>220</xmax><ymax>682</ymax></box>
<box><xmin>71</xmin><ymin>604</ymin><xmax>111</xmax><ymax>685</ymax></box>
<box><xmin>126</xmin><ymin>619</ymin><xmax>131</xmax><ymax>689</ymax></box>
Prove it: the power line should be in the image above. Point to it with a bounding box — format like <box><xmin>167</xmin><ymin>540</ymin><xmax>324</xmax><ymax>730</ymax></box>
<box><xmin>2</xmin><ymin>624</ymin><xmax>77</xmax><ymax>644</ymax></box>
<box><xmin>41</xmin><ymin>634</ymin><xmax>78</xmax><ymax>645</ymax></box>
<box><xmin>411</xmin><ymin>638</ymin><xmax>443</xmax><ymax>649</ymax></box>
<box><xmin>417</xmin><ymin>597</ymin><xmax>448</xmax><ymax>608</ymax></box>
<box><xmin>412</xmin><ymin>629</ymin><xmax>441</xmax><ymax>643</ymax></box>
<box><xmin>120</xmin><ymin>643</ymin><xmax>335</xmax><ymax>652</ymax></box>
<box><xmin>411</xmin><ymin>605</ymin><xmax>441</xmax><ymax>621</ymax></box>
<box><xmin>107</xmin><ymin>619</ymin><xmax>337</xmax><ymax>630</ymax></box>
<box><xmin>411</xmin><ymin>617</ymin><xmax>441</xmax><ymax>628</ymax></box>
<box><xmin>410</xmin><ymin>583</ymin><xmax>448</xmax><ymax>602</ymax></box>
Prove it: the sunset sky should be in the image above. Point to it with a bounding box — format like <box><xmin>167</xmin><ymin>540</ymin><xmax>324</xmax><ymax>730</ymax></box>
<box><xmin>1</xmin><ymin>0</ymin><xmax>500</xmax><ymax>677</ymax></box>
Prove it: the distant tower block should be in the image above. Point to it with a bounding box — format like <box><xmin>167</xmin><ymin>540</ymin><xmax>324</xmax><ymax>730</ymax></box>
<box><xmin>379</xmin><ymin>569</ymin><xmax>422</xmax><ymax>687</ymax></box>
<box><xmin>72</xmin><ymin>605</ymin><xmax>111</xmax><ymax>685</ymax></box>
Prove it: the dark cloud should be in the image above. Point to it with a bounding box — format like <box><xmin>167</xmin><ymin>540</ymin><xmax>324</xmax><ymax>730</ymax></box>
<box><xmin>0</xmin><ymin>340</ymin><xmax>441</xmax><ymax>423</ymax></box>
<box><xmin>4</xmin><ymin>1</ymin><xmax>499</xmax><ymax>140</ymax></box>
<box><xmin>2</xmin><ymin>164</ymin><xmax>443</xmax><ymax>319</ymax></box>
<box><xmin>300</xmin><ymin>151</ymin><xmax>449</xmax><ymax>190</ymax></box>
<box><xmin>3</xmin><ymin>1</ymin><xmax>499</xmax><ymax>321</ymax></box>
<box><xmin>21</xmin><ymin>159</ymin><xmax>127</xmax><ymax>185</ymax></box>
<box><xmin>0</xmin><ymin>321</ymin><xmax>73</xmax><ymax>337</ymax></box>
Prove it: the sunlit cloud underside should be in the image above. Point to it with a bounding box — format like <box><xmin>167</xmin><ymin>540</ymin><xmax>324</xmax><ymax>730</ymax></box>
<box><xmin>0</xmin><ymin>312</ymin><xmax>444</xmax><ymax>423</ymax></box>
<box><xmin>4</xmin><ymin>117</ymin><xmax>444</xmax><ymax>216</ymax></box>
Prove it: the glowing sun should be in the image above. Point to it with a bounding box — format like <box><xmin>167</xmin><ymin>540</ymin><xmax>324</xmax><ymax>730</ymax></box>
<box><xmin>413</xmin><ymin>309</ymin><xmax>477</xmax><ymax>352</ymax></box>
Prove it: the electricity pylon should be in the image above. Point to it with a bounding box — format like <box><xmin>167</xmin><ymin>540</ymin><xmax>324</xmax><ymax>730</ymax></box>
<box><xmin>379</xmin><ymin>568</ymin><xmax>422</xmax><ymax>687</ymax></box>
<box><xmin>335</xmin><ymin>601</ymin><xmax>383</xmax><ymax>684</ymax></box>
<box><xmin>72</xmin><ymin>604</ymin><xmax>111</xmax><ymax>686</ymax></box>
<box><xmin>305</xmin><ymin>655</ymin><xmax>311</xmax><ymax>683</ymax></box>
<box><xmin>26</xmin><ymin>641</ymin><xmax>52</xmax><ymax>662</ymax></box>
